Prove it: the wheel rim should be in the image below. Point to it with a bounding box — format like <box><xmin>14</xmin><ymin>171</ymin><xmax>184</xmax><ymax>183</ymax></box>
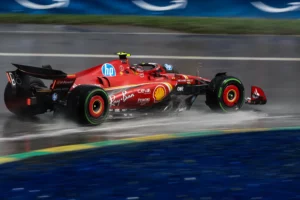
<box><xmin>88</xmin><ymin>95</ymin><xmax>105</xmax><ymax>118</ymax></box>
<box><xmin>222</xmin><ymin>85</ymin><xmax>240</xmax><ymax>107</ymax></box>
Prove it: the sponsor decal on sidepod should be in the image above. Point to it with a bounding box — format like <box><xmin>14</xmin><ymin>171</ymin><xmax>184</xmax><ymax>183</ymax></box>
<box><xmin>153</xmin><ymin>85</ymin><xmax>166</xmax><ymax>102</ymax></box>
<box><xmin>138</xmin><ymin>98</ymin><xmax>150</xmax><ymax>105</ymax></box>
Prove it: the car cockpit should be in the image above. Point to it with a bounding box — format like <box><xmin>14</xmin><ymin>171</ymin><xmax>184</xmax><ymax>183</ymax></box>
<box><xmin>116</xmin><ymin>52</ymin><xmax>176</xmax><ymax>76</ymax></box>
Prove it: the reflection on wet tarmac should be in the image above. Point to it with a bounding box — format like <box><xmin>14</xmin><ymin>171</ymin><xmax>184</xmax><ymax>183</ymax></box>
<box><xmin>1</xmin><ymin>107</ymin><xmax>300</xmax><ymax>156</ymax></box>
<box><xmin>0</xmin><ymin>25</ymin><xmax>300</xmax><ymax>156</ymax></box>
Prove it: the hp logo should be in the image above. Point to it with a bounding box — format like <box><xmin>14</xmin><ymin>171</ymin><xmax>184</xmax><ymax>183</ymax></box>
<box><xmin>101</xmin><ymin>63</ymin><xmax>116</xmax><ymax>77</ymax></box>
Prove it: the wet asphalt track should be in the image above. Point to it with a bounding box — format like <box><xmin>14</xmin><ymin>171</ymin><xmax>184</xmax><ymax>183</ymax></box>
<box><xmin>0</xmin><ymin>24</ymin><xmax>300</xmax><ymax>155</ymax></box>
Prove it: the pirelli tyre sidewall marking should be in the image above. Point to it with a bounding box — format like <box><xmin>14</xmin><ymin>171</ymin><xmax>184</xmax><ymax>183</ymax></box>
<box><xmin>84</xmin><ymin>88</ymin><xmax>109</xmax><ymax>125</ymax></box>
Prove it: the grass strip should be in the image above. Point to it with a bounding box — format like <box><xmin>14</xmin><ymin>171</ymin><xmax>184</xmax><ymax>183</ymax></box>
<box><xmin>0</xmin><ymin>14</ymin><xmax>300</xmax><ymax>35</ymax></box>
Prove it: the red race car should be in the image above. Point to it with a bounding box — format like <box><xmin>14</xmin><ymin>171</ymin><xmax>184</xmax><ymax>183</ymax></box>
<box><xmin>4</xmin><ymin>52</ymin><xmax>267</xmax><ymax>126</ymax></box>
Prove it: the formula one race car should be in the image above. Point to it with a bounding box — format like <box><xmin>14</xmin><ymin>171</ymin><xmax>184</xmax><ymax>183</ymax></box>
<box><xmin>4</xmin><ymin>52</ymin><xmax>267</xmax><ymax>126</ymax></box>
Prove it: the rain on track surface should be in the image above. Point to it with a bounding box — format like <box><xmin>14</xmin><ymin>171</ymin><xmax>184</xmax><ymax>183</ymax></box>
<box><xmin>0</xmin><ymin>24</ymin><xmax>299</xmax><ymax>156</ymax></box>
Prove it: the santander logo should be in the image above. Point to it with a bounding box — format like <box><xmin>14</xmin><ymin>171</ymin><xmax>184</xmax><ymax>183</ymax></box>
<box><xmin>132</xmin><ymin>0</ymin><xmax>187</xmax><ymax>11</ymax></box>
<box><xmin>15</xmin><ymin>0</ymin><xmax>70</xmax><ymax>9</ymax></box>
<box><xmin>251</xmin><ymin>1</ymin><xmax>300</xmax><ymax>13</ymax></box>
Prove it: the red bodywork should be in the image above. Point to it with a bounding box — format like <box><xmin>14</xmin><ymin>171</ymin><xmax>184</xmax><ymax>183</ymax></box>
<box><xmin>5</xmin><ymin>54</ymin><xmax>267</xmax><ymax>121</ymax></box>
<box><xmin>52</xmin><ymin>58</ymin><xmax>210</xmax><ymax>110</ymax></box>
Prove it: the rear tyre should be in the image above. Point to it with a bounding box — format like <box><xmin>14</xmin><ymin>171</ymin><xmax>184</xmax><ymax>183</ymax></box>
<box><xmin>205</xmin><ymin>75</ymin><xmax>244</xmax><ymax>112</ymax></box>
<box><xmin>4</xmin><ymin>76</ymin><xmax>47</xmax><ymax>117</ymax></box>
<box><xmin>67</xmin><ymin>85</ymin><xmax>110</xmax><ymax>126</ymax></box>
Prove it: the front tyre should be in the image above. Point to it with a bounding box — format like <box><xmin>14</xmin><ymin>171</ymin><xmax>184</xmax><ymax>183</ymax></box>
<box><xmin>205</xmin><ymin>75</ymin><xmax>245</xmax><ymax>112</ymax></box>
<box><xmin>67</xmin><ymin>85</ymin><xmax>110</xmax><ymax>126</ymax></box>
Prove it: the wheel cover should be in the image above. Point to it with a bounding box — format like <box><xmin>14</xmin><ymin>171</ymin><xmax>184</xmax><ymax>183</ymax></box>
<box><xmin>88</xmin><ymin>95</ymin><xmax>105</xmax><ymax>118</ymax></box>
<box><xmin>222</xmin><ymin>85</ymin><xmax>240</xmax><ymax>107</ymax></box>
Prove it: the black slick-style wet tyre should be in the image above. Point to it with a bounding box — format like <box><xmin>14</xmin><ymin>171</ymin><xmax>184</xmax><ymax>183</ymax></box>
<box><xmin>205</xmin><ymin>74</ymin><xmax>245</xmax><ymax>112</ymax></box>
<box><xmin>67</xmin><ymin>85</ymin><xmax>110</xmax><ymax>126</ymax></box>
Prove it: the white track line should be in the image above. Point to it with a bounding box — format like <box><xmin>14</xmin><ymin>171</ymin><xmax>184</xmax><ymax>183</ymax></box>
<box><xmin>0</xmin><ymin>52</ymin><xmax>300</xmax><ymax>61</ymax></box>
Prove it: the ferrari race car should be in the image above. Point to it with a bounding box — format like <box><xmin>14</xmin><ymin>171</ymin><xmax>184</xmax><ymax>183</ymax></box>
<box><xmin>4</xmin><ymin>52</ymin><xmax>267</xmax><ymax>126</ymax></box>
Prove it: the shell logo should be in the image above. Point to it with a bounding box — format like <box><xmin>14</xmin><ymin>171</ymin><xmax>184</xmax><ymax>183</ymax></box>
<box><xmin>153</xmin><ymin>85</ymin><xmax>166</xmax><ymax>102</ymax></box>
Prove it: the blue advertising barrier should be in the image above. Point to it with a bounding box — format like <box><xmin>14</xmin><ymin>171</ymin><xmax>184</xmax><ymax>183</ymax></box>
<box><xmin>1</xmin><ymin>0</ymin><xmax>300</xmax><ymax>18</ymax></box>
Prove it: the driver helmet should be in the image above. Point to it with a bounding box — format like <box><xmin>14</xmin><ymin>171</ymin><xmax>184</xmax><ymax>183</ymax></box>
<box><xmin>163</xmin><ymin>63</ymin><xmax>173</xmax><ymax>71</ymax></box>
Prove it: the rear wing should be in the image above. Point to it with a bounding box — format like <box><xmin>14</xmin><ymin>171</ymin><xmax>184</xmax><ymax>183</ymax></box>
<box><xmin>10</xmin><ymin>63</ymin><xmax>73</xmax><ymax>80</ymax></box>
